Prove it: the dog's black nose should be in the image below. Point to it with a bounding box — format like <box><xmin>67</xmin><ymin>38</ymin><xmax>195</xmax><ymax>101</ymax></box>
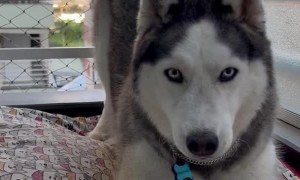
<box><xmin>186</xmin><ymin>131</ymin><xmax>219</xmax><ymax>156</ymax></box>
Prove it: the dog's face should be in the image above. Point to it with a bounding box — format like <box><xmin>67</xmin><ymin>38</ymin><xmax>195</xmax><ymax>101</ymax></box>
<box><xmin>134</xmin><ymin>0</ymin><xmax>271</xmax><ymax>162</ymax></box>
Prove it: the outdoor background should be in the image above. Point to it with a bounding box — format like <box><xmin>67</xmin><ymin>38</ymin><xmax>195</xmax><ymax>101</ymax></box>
<box><xmin>0</xmin><ymin>0</ymin><xmax>299</xmax><ymax>93</ymax></box>
<box><xmin>0</xmin><ymin>0</ymin><xmax>97</xmax><ymax>93</ymax></box>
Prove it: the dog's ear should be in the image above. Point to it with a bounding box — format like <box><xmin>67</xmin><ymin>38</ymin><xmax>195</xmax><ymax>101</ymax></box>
<box><xmin>137</xmin><ymin>0</ymin><xmax>179</xmax><ymax>35</ymax></box>
<box><xmin>223</xmin><ymin>0</ymin><xmax>265</xmax><ymax>32</ymax></box>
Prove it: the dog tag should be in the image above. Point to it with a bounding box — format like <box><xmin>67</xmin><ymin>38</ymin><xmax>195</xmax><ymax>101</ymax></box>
<box><xmin>173</xmin><ymin>162</ymin><xmax>193</xmax><ymax>180</ymax></box>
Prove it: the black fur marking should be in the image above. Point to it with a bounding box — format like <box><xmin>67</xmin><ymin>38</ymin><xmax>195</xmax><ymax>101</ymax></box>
<box><xmin>133</xmin><ymin>0</ymin><xmax>269</xmax><ymax>71</ymax></box>
<box><xmin>109</xmin><ymin>0</ymin><xmax>277</xmax><ymax>177</ymax></box>
<box><xmin>132</xmin><ymin>0</ymin><xmax>271</xmax><ymax>98</ymax></box>
<box><xmin>127</xmin><ymin>0</ymin><xmax>276</xmax><ymax>177</ymax></box>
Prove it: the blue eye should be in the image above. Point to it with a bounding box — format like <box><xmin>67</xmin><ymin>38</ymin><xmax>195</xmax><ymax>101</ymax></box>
<box><xmin>219</xmin><ymin>67</ymin><xmax>239</xmax><ymax>82</ymax></box>
<box><xmin>164</xmin><ymin>68</ymin><xmax>184</xmax><ymax>83</ymax></box>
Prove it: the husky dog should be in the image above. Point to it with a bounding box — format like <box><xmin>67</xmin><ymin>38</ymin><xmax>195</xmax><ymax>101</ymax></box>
<box><xmin>89</xmin><ymin>0</ymin><xmax>278</xmax><ymax>179</ymax></box>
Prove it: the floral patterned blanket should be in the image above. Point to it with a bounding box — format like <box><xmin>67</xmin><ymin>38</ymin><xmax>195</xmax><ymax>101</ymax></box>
<box><xmin>0</xmin><ymin>106</ymin><xmax>298</xmax><ymax>180</ymax></box>
<box><xmin>0</xmin><ymin>106</ymin><xmax>116</xmax><ymax>180</ymax></box>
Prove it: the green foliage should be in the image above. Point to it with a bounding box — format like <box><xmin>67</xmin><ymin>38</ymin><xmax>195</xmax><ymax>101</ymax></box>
<box><xmin>49</xmin><ymin>20</ymin><xmax>84</xmax><ymax>47</ymax></box>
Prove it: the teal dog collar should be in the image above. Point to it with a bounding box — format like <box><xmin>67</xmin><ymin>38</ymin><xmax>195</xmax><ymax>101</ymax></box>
<box><xmin>173</xmin><ymin>161</ymin><xmax>193</xmax><ymax>180</ymax></box>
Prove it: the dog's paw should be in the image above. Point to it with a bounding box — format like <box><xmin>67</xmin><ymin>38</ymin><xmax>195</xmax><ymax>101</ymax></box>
<box><xmin>88</xmin><ymin>130</ymin><xmax>110</xmax><ymax>141</ymax></box>
<box><xmin>105</xmin><ymin>136</ymin><xmax>118</xmax><ymax>146</ymax></box>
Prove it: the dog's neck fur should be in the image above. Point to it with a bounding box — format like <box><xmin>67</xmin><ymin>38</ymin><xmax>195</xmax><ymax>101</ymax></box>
<box><xmin>123</xmin><ymin>84</ymin><xmax>276</xmax><ymax>177</ymax></box>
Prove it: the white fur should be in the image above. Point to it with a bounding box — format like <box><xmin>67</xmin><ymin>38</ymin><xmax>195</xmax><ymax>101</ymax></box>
<box><xmin>118</xmin><ymin>139</ymin><xmax>277</xmax><ymax>179</ymax></box>
<box><xmin>92</xmin><ymin>0</ymin><xmax>277</xmax><ymax>179</ymax></box>
<box><xmin>117</xmin><ymin>140</ymin><xmax>173</xmax><ymax>179</ymax></box>
<box><xmin>137</xmin><ymin>20</ymin><xmax>268</xmax><ymax>162</ymax></box>
<box><xmin>212</xmin><ymin>141</ymin><xmax>278</xmax><ymax>180</ymax></box>
<box><xmin>88</xmin><ymin>0</ymin><xmax>115</xmax><ymax>141</ymax></box>
<box><xmin>93</xmin><ymin>0</ymin><xmax>111</xmax><ymax>95</ymax></box>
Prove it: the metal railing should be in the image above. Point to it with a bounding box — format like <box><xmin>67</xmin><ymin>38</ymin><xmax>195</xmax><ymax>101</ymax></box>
<box><xmin>2</xmin><ymin>0</ymin><xmax>41</xmax><ymax>4</ymax></box>
<box><xmin>0</xmin><ymin>47</ymin><xmax>101</xmax><ymax>93</ymax></box>
<box><xmin>0</xmin><ymin>0</ymin><xmax>95</xmax><ymax>93</ymax></box>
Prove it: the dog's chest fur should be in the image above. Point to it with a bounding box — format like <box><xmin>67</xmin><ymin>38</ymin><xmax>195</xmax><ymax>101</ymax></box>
<box><xmin>117</xmin><ymin>139</ymin><xmax>278</xmax><ymax>180</ymax></box>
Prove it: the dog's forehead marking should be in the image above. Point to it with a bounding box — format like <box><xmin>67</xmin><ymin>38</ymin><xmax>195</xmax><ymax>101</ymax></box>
<box><xmin>171</xmin><ymin>20</ymin><xmax>237</xmax><ymax>70</ymax></box>
<box><xmin>136</xmin><ymin>18</ymin><xmax>253</xmax><ymax>68</ymax></box>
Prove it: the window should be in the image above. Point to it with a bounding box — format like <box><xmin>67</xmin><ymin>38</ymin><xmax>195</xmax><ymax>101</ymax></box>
<box><xmin>0</xmin><ymin>0</ymin><xmax>102</xmax><ymax>108</ymax></box>
<box><xmin>30</xmin><ymin>34</ymin><xmax>41</xmax><ymax>47</ymax></box>
<box><xmin>264</xmin><ymin>0</ymin><xmax>300</xmax><ymax>150</ymax></box>
<box><xmin>264</xmin><ymin>1</ymin><xmax>300</xmax><ymax>115</ymax></box>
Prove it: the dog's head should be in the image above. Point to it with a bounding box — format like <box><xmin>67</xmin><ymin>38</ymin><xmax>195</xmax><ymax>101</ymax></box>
<box><xmin>133</xmin><ymin>0</ymin><xmax>273</xmax><ymax>162</ymax></box>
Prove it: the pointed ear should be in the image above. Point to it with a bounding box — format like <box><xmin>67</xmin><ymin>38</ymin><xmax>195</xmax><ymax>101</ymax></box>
<box><xmin>137</xmin><ymin>0</ymin><xmax>179</xmax><ymax>35</ymax></box>
<box><xmin>223</xmin><ymin>0</ymin><xmax>266</xmax><ymax>32</ymax></box>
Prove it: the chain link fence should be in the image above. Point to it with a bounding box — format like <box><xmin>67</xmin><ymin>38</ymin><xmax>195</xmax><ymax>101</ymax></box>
<box><xmin>0</xmin><ymin>0</ymin><xmax>101</xmax><ymax>93</ymax></box>
<box><xmin>1</xmin><ymin>0</ymin><xmax>299</xmax><ymax>95</ymax></box>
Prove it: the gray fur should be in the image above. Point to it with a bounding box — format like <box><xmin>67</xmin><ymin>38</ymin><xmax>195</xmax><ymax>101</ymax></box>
<box><xmin>95</xmin><ymin>0</ymin><xmax>271</xmax><ymax>109</ymax></box>
<box><xmin>133</xmin><ymin>0</ymin><xmax>270</xmax><ymax>66</ymax></box>
<box><xmin>116</xmin><ymin>69</ymin><xmax>277</xmax><ymax>177</ymax></box>
<box><xmin>104</xmin><ymin>0</ymin><xmax>139</xmax><ymax>110</ymax></box>
<box><xmin>93</xmin><ymin>0</ymin><xmax>277</xmax><ymax>178</ymax></box>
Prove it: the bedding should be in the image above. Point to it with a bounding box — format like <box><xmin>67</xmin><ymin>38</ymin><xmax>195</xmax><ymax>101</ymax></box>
<box><xmin>0</xmin><ymin>106</ymin><xmax>116</xmax><ymax>180</ymax></box>
<box><xmin>0</xmin><ymin>106</ymin><xmax>297</xmax><ymax>180</ymax></box>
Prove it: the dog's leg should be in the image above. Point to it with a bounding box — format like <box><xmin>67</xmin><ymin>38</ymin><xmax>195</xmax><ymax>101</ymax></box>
<box><xmin>88</xmin><ymin>0</ymin><xmax>115</xmax><ymax>142</ymax></box>
<box><xmin>89</xmin><ymin>99</ymin><xmax>115</xmax><ymax>143</ymax></box>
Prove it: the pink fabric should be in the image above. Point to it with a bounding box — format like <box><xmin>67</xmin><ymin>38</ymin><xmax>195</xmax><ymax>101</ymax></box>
<box><xmin>0</xmin><ymin>106</ymin><xmax>116</xmax><ymax>180</ymax></box>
